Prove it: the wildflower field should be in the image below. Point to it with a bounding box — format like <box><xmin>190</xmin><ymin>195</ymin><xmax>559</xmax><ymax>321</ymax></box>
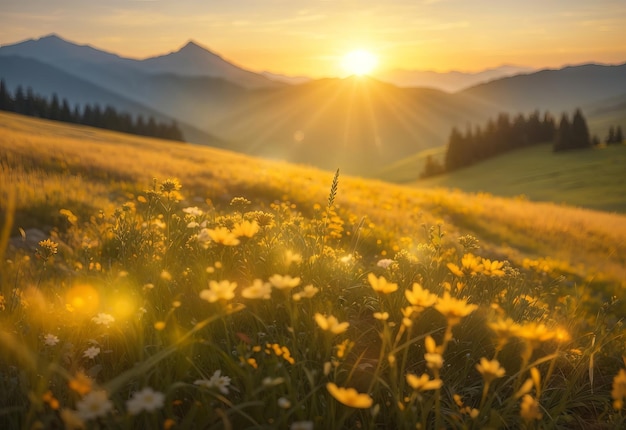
<box><xmin>1</xmin><ymin>111</ymin><xmax>626</xmax><ymax>429</ymax></box>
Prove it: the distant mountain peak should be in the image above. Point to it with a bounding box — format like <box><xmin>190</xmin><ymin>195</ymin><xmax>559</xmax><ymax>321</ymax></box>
<box><xmin>182</xmin><ymin>40</ymin><xmax>203</xmax><ymax>49</ymax></box>
<box><xmin>39</xmin><ymin>33</ymin><xmax>64</xmax><ymax>41</ymax></box>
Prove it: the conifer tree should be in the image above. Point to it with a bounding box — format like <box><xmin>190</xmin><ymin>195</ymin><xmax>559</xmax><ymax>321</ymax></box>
<box><xmin>554</xmin><ymin>114</ymin><xmax>572</xmax><ymax>152</ymax></box>
<box><xmin>0</xmin><ymin>80</ymin><xmax>13</xmax><ymax>111</ymax></box>
<box><xmin>570</xmin><ymin>109</ymin><xmax>590</xmax><ymax>149</ymax></box>
<box><xmin>606</xmin><ymin>126</ymin><xmax>615</xmax><ymax>144</ymax></box>
<box><xmin>615</xmin><ymin>126</ymin><xmax>624</xmax><ymax>144</ymax></box>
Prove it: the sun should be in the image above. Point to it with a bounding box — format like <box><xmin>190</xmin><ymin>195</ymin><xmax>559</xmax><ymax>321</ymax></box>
<box><xmin>341</xmin><ymin>49</ymin><xmax>378</xmax><ymax>76</ymax></box>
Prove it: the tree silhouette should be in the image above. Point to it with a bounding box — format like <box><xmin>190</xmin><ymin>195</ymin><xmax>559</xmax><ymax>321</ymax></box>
<box><xmin>615</xmin><ymin>126</ymin><xmax>624</xmax><ymax>144</ymax></box>
<box><xmin>554</xmin><ymin>114</ymin><xmax>572</xmax><ymax>152</ymax></box>
<box><xmin>570</xmin><ymin>109</ymin><xmax>590</xmax><ymax>149</ymax></box>
<box><xmin>0</xmin><ymin>83</ymin><xmax>184</xmax><ymax>142</ymax></box>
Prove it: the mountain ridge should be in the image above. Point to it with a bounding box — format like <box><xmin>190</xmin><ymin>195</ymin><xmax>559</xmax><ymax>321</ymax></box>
<box><xmin>1</xmin><ymin>34</ymin><xmax>624</xmax><ymax>178</ymax></box>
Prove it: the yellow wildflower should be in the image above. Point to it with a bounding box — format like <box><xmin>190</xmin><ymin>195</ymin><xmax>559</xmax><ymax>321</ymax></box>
<box><xmin>367</xmin><ymin>273</ymin><xmax>398</xmax><ymax>294</ymax></box>
<box><xmin>269</xmin><ymin>274</ymin><xmax>301</xmax><ymax>290</ymax></box>
<box><xmin>401</xmin><ymin>306</ymin><xmax>414</xmax><ymax>327</ymax></box>
<box><xmin>488</xmin><ymin>317</ymin><xmax>521</xmax><ymax>348</ymax></box>
<box><xmin>43</xmin><ymin>390</ymin><xmax>60</xmax><ymax>410</ymax></box>
<box><xmin>292</xmin><ymin>284</ymin><xmax>319</xmax><ymax>301</ymax></box>
<box><xmin>425</xmin><ymin>335</ymin><xmax>443</xmax><ymax>355</ymax></box>
<box><xmin>326</xmin><ymin>383</ymin><xmax>373</xmax><ymax>408</ymax></box>
<box><xmin>481</xmin><ymin>259</ymin><xmax>505</xmax><ymax>277</ymax></box>
<box><xmin>405</xmin><ymin>283</ymin><xmax>438</xmax><ymax>308</ymax></box>
<box><xmin>520</xmin><ymin>394</ymin><xmax>543</xmax><ymax>422</ymax></box>
<box><xmin>515</xmin><ymin>322</ymin><xmax>556</xmax><ymax>346</ymax></box>
<box><xmin>241</xmin><ymin>279</ymin><xmax>272</xmax><ymax>300</ymax></box>
<box><xmin>425</xmin><ymin>352</ymin><xmax>443</xmax><ymax>371</ymax></box>
<box><xmin>314</xmin><ymin>313</ymin><xmax>349</xmax><ymax>335</ymax></box>
<box><xmin>336</xmin><ymin>339</ymin><xmax>354</xmax><ymax>359</ymax></box>
<box><xmin>476</xmin><ymin>358</ymin><xmax>506</xmax><ymax>383</ymax></box>
<box><xmin>284</xmin><ymin>250</ymin><xmax>303</xmax><ymax>265</ymax></box>
<box><xmin>232</xmin><ymin>220</ymin><xmax>260</xmax><ymax>238</ymax></box>
<box><xmin>205</xmin><ymin>227</ymin><xmax>240</xmax><ymax>246</ymax></box>
<box><xmin>406</xmin><ymin>373</ymin><xmax>443</xmax><ymax>391</ymax></box>
<box><xmin>448</xmin><ymin>253</ymin><xmax>484</xmax><ymax>277</ymax></box>
<box><xmin>446</xmin><ymin>263</ymin><xmax>465</xmax><ymax>278</ymax></box>
<box><xmin>373</xmin><ymin>311</ymin><xmax>389</xmax><ymax>321</ymax></box>
<box><xmin>434</xmin><ymin>292</ymin><xmax>478</xmax><ymax>326</ymax></box>
<box><xmin>199</xmin><ymin>280</ymin><xmax>237</xmax><ymax>303</ymax></box>
<box><xmin>159</xmin><ymin>178</ymin><xmax>181</xmax><ymax>194</ymax></box>
<box><xmin>611</xmin><ymin>368</ymin><xmax>626</xmax><ymax>410</ymax></box>
<box><xmin>69</xmin><ymin>372</ymin><xmax>93</xmax><ymax>396</ymax></box>
<box><xmin>462</xmin><ymin>253</ymin><xmax>484</xmax><ymax>275</ymax></box>
<box><xmin>36</xmin><ymin>239</ymin><xmax>58</xmax><ymax>261</ymax></box>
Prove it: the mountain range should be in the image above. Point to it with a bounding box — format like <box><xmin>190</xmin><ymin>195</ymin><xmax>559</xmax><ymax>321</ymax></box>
<box><xmin>374</xmin><ymin>65</ymin><xmax>536</xmax><ymax>93</ymax></box>
<box><xmin>1</xmin><ymin>34</ymin><xmax>625</xmax><ymax>178</ymax></box>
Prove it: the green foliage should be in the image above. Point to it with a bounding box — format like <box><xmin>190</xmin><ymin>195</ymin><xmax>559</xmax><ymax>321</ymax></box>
<box><xmin>0</xmin><ymin>177</ymin><xmax>625</xmax><ymax>429</ymax></box>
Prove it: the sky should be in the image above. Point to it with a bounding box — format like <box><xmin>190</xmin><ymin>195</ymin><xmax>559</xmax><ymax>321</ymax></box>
<box><xmin>1</xmin><ymin>0</ymin><xmax>625</xmax><ymax>77</ymax></box>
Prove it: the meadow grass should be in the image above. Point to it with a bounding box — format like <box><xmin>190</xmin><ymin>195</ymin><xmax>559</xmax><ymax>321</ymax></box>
<box><xmin>1</xmin><ymin>112</ymin><xmax>626</xmax><ymax>429</ymax></box>
<box><xmin>415</xmin><ymin>143</ymin><xmax>626</xmax><ymax>213</ymax></box>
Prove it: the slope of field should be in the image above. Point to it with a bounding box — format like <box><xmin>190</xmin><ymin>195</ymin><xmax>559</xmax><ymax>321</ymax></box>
<box><xmin>1</xmin><ymin>111</ymin><xmax>624</xmax><ymax>289</ymax></box>
<box><xmin>415</xmin><ymin>143</ymin><xmax>626</xmax><ymax>213</ymax></box>
<box><xmin>374</xmin><ymin>145</ymin><xmax>447</xmax><ymax>183</ymax></box>
<box><xmin>2</xmin><ymin>112</ymin><xmax>626</xmax><ymax>428</ymax></box>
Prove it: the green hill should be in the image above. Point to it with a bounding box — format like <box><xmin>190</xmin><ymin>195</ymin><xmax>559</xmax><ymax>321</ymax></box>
<box><xmin>2</xmin><ymin>112</ymin><xmax>626</xmax><ymax>429</ymax></box>
<box><xmin>414</xmin><ymin>143</ymin><xmax>626</xmax><ymax>213</ymax></box>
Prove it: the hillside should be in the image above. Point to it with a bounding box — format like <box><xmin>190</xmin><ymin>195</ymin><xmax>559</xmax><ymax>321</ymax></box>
<box><xmin>414</xmin><ymin>143</ymin><xmax>626</xmax><ymax>213</ymax></box>
<box><xmin>460</xmin><ymin>63</ymin><xmax>626</xmax><ymax>114</ymax></box>
<box><xmin>2</xmin><ymin>112</ymin><xmax>626</xmax><ymax>429</ymax></box>
<box><xmin>210</xmin><ymin>77</ymin><xmax>494</xmax><ymax>175</ymax></box>
<box><xmin>0</xmin><ymin>56</ymin><xmax>224</xmax><ymax>146</ymax></box>
<box><xmin>1</xmin><ymin>111</ymin><xmax>624</xmax><ymax>288</ymax></box>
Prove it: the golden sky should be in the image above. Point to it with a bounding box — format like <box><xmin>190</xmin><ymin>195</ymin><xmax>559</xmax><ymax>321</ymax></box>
<box><xmin>1</xmin><ymin>0</ymin><xmax>624</xmax><ymax>77</ymax></box>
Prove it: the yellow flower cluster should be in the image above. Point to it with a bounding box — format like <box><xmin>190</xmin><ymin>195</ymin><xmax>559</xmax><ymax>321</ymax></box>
<box><xmin>314</xmin><ymin>313</ymin><xmax>349</xmax><ymax>335</ymax></box>
<box><xmin>367</xmin><ymin>273</ymin><xmax>398</xmax><ymax>294</ymax></box>
<box><xmin>447</xmin><ymin>253</ymin><xmax>505</xmax><ymax>277</ymax></box>
<box><xmin>265</xmin><ymin>343</ymin><xmax>295</xmax><ymax>365</ymax></box>
<box><xmin>199</xmin><ymin>280</ymin><xmax>237</xmax><ymax>303</ymax></box>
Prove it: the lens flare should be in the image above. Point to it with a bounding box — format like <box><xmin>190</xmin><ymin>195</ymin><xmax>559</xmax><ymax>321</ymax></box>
<box><xmin>65</xmin><ymin>284</ymin><xmax>100</xmax><ymax>316</ymax></box>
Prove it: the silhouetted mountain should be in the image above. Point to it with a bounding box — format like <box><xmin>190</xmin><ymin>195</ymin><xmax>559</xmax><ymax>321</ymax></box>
<box><xmin>460</xmin><ymin>63</ymin><xmax>626</xmax><ymax>114</ymax></box>
<box><xmin>2</xmin><ymin>34</ymin><xmax>625</xmax><ymax>178</ymax></box>
<box><xmin>208</xmin><ymin>76</ymin><xmax>495</xmax><ymax>174</ymax></box>
<box><xmin>375</xmin><ymin>65</ymin><xmax>535</xmax><ymax>92</ymax></box>
<box><xmin>0</xmin><ymin>33</ymin><xmax>131</xmax><ymax>66</ymax></box>
<box><xmin>0</xmin><ymin>55</ymin><xmax>224</xmax><ymax>146</ymax></box>
<box><xmin>260</xmin><ymin>71</ymin><xmax>312</xmax><ymax>85</ymax></box>
<box><xmin>0</xmin><ymin>34</ymin><xmax>279</xmax><ymax>89</ymax></box>
<box><xmin>137</xmin><ymin>40</ymin><xmax>282</xmax><ymax>88</ymax></box>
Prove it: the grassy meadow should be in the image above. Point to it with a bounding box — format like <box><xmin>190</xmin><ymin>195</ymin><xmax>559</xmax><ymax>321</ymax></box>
<box><xmin>415</xmin><ymin>143</ymin><xmax>626</xmax><ymax>214</ymax></box>
<box><xmin>1</xmin><ymin>111</ymin><xmax>626</xmax><ymax>429</ymax></box>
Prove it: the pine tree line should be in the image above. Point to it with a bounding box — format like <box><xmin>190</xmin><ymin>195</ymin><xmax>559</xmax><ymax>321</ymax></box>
<box><xmin>553</xmin><ymin>109</ymin><xmax>591</xmax><ymax>152</ymax></box>
<box><xmin>0</xmin><ymin>80</ymin><xmax>184</xmax><ymax>142</ymax></box>
<box><xmin>603</xmin><ymin>125</ymin><xmax>624</xmax><ymax>145</ymax></box>
<box><xmin>443</xmin><ymin>111</ymin><xmax>556</xmax><ymax>172</ymax></box>
<box><xmin>422</xmin><ymin>108</ymin><xmax>623</xmax><ymax>178</ymax></box>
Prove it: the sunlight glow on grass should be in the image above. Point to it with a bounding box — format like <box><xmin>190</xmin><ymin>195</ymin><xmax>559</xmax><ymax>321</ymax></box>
<box><xmin>65</xmin><ymin>284</ymin><xmax>100</xmax><ymax>316</ymax></box>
